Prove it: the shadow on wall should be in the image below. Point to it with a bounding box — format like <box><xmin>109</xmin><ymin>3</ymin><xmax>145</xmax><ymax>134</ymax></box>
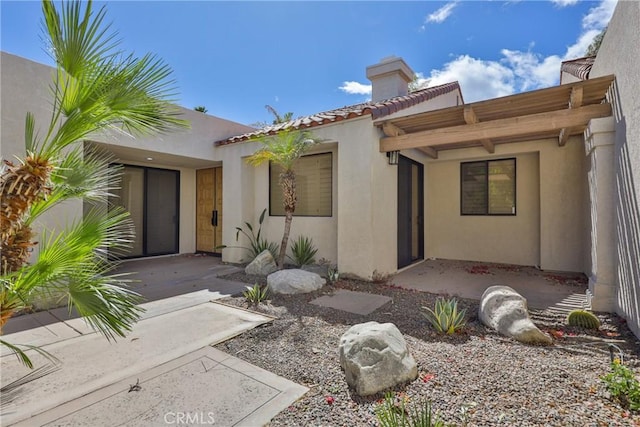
<box><xmin>614</xmin><ymin>111</ymin><xmax>640</xmax><ymax>336</ymax></box>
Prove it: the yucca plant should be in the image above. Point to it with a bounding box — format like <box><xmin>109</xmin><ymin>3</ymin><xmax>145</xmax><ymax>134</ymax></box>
<box><xmin>242</xmin><ymin>284</ymin><xmax>270</xmax><ymax>306</ymax></box>
<box><xmin>422</xmin><ymin>298</ymin><xmax>467</xmax><ymax>335</ymax></box>
<box><xmin>1</xmin><ymin>0</ymin><xmax>187</xmax><ymax>368</ymax></box>
<box><xmin>247</xmin><ymin>130</ymin><xmax>322</xmax><ymax>269</ymax></box>
<box><xmin>290</xmin><ymin>235</ymin><xmax>318</xmax><ymax>267</ymax></box>
<box><xmin>376</xmin><ymin>392</ymin><xmax>446</xmax><ymax>427</ymax></box>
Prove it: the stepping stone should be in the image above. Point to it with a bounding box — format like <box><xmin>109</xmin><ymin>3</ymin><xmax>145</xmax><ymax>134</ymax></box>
<box><xmin>310</xmin><ymin>289</ymin><xmax>391</xmax><ymax>315</ymax></box>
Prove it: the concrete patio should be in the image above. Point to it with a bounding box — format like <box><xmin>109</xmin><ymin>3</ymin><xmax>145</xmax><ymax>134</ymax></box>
<box><xmin>1</xmin><ymin>291</ymin><xmax>307</xmax><ymax>427</ymax></box>
<box><xmin>392</xmin><ymin>259</ymin><xmax>589</xmax><ymax>312</ymax></box>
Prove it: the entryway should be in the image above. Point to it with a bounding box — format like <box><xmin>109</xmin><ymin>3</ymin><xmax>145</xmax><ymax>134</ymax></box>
<box><xmin>196</xmin><ymin>167</ymin><xmax>223</xmax><ymax>253</ymax></box>
<box><xmin>397</xmin><ymin>155</ymin><xmax>424</xmax><ymax>269</ymax></box>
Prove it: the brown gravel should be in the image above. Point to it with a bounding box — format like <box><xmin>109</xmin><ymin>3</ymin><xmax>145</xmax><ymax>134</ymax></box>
<box><xmin>216</xmin><ymin>273</ymin><xmax>640</xmax><ymax>426</ymax></box>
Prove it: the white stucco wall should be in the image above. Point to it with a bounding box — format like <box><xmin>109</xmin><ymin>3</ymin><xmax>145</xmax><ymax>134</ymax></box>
<box><xmin>590</xmin><ymin>1</ymin><xmax>640</xmax><ymax>334</ymax></box>
<box><xmin>424</xmin><ymin>137</ymin><xmax>587</xmax><ymax>272</ymax></box>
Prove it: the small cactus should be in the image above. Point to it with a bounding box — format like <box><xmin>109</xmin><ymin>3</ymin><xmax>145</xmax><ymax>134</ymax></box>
<box><xmin>566</xmin><ymin>309</ymin><xmax>601</xmax><ymax>330</ymax></box>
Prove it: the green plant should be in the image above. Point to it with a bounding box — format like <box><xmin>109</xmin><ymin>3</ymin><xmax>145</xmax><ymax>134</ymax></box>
<box><xmin>242</xmin><ymin>284</ymin><xmax>269</xmax><ymax>306</ymax></box>
<box><xmin>422</xmin><ymin>298</ymin><xmax>467</xmax><ymax>335</ymax></box>
<box><xmin>327</xmin><ymin>266</ymin><xmax>340</xmax><ymax>283</ymax></box>
<box><xmin>376</xmin><ymin>392</ymin><xmax>445</xmax><ymax>427</ymax></box>
<box><xmin>1</xmin><ymin>0</ymin><xmax>186</xmax><ymax>368</ymax></box>
<box><xmin>289</xmin><ymin>235</ymin><xmax>318</xmax><ymax>266</ymax></box>
<box><xmin>602</xmin><ymin>361</ymin><xmax>640</xmax><ymax>411</ymax></box>
<box><xmin>218</xmin><ymin>208</ymin><xmax>279</xmax><ymax>260</ymax></box>
<box><xmin>566</xmin><ymin>309</ymin><xmax>601</xmax><ymax>330</ymax></box>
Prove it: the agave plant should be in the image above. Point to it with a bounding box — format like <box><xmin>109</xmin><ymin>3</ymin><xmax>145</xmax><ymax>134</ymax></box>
<box><xmin>1</xmin><ymin>0</ymin><xmax>187</xmax><ymax>367</ymax></box>
<box><xmin>422</xmin><ymin>298</ymin><xmax>467</xmax><ymax>335</ymax></box>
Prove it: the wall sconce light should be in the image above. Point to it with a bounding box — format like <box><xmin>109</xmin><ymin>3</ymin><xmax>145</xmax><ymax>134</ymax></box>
<box><xmin>387</xmin><ymin>150</ymin><xmax>400</xmax><ymax>165</ymax></box>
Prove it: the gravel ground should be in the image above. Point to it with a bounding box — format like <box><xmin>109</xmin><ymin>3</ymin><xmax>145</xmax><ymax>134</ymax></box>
<box><xmin>216</xmin><ymin>273</ymin><xmax>640</xmax><ymax>426</ymax></box>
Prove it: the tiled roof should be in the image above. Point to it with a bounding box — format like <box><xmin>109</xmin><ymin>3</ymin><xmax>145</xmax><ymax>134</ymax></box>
<box><xmin>561</xmin><ymin>56</ymin><xmax>595</xmax><ymax>81</ymax></box>
<box><xmin>215</xmin><ymin>81</ymin><xmax>461</xmax><ymax>146</ymax></box>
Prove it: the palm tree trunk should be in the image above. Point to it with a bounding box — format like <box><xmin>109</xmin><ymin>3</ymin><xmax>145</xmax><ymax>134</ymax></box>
<box><xmin>278</xmin><ymin>210</ymin><xmax>293</xmax><ymax>269</ymax></box>
<box><xmin>277</xmin><ymin>170</ymin><xmax>296</xmax><ymax>268</ymax></box>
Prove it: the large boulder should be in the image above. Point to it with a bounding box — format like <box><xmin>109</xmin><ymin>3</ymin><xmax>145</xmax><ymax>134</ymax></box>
<box><xmin>245</xmin><ymin>250</ymin><xmax>277</xmax><ymax>276</ymax></box>
<box><xmin>267</xmin><ymin>269</ymin><xmax>325</xmax><ymax>294</ymax></box>
<box><xmin>479</xmin><ymin>285</ymin><xmax>552</xmax><ymax>345</ymax></box>
<box><xmin>339</xmin><ymin>322</ymin><xmax>418</xmax><ymax>396</ymax></box>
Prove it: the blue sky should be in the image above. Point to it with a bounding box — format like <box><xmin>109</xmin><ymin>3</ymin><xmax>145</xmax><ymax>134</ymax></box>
<box><xmin>1</xmin><ymin>1</ymin><xmax>616</xmax><ymax>126</ymax></box>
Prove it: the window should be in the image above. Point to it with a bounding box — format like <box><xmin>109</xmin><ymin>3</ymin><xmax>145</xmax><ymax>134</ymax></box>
<box><xmin>461</xmin><ymin>158</ymin><xmax>516</xmax><ymax>215</ymax></box>
<box><xmin>270</xmin><ymin>152</ymin><xmax>332</xmax><ymax>217</ymax></box>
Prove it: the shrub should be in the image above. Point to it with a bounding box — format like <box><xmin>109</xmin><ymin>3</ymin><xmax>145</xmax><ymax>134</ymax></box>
<box><xmin>290</xmin><ymin>235</ymin><xmax>318</xmax><ymax>266</ymax></box>
<box><xmin>603</xmin><ymin>361</ymin><xmax>640</xmax><ymax>411</ymax></box>
<box><xmin>376</xmin><ymin>392</ymin><xmax>445</xmax><ymax>427</ymax></box>
<box><xmin>422</xmin><ymin>298</ymin><xmax>467</xmax><ymax>335</ymax></box>
<box><xmin>242</xmin><ymin>284</ymin><xmax>269</xmax><ymax>306</ymax></box>
<box><xmin>566</xmin><ymin>309</ymin><xmax>601</xmax><ymax>330</ymax></box>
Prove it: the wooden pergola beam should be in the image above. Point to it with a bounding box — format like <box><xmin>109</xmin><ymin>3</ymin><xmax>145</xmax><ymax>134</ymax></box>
<box><xmin>558</xmin><ymin>86</ymin><xmax>585</xmax><ymax>146</ymax></box>
<box><xmin>463</xmin><ymin>106</ymin><xmax>495</xmax><ymax>153</ymax></box>
<box><xmin>380</xmin><ymin>103</ymin><xmax>612</xmax><ymax>152</ymax></box>
<box><xmin>381</xmin><ymin>122</ymin><xmax>406</xmax><ymax>137</ymax></box>
<box><xmin>417</xmin><ymin>146</ymin><xmax>438</xmax><ymax>159</ymax></box>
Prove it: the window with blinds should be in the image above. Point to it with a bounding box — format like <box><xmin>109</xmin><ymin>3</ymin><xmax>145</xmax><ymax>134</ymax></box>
<box><xmin>461</xmin><ymin>158</ymin><xmax>516</xmax><ymax>215</ymax></box>
<box><xmin>270</xmin><ymin>152</ymin><xmax>332</xmax><ymax>217</ymax></box>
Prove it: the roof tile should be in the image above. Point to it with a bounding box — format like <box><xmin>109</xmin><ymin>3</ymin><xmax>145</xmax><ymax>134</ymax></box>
<box><xmin>215</xmin><ymin>81</ymin><xmax>460</xmax><ymax>145</ymax></box>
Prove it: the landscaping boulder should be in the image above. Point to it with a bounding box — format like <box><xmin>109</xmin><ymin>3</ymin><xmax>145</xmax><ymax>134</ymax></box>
<box><xmin>267</xmin><ymin>269</ymin><xmax>325</xmax><ymax>294</ymax></box>
<box><xmin>479</xmin><ymin>285</ymin><xmax>552</xmax><ymax>345</ymax></box>
<box><xmin>339</xmin><ymin>322</ymin><xmax>417</xmax><ymax>396</ymax></box>
<box><xmin>245</xmin><ymin>250</ymin><xmax>277</xmax><ymax>276</ymax></box>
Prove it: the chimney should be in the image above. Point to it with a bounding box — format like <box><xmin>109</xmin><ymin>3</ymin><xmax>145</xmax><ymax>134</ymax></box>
<box><xmin>366</xmin><ymin>56</ymin><xmax>414</xmax><ymax>102</ymax></box>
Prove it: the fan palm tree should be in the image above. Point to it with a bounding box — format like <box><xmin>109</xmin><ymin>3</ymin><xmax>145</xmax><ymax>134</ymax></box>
<box><xmin>247</xmin><ymin>130</ymin><xmax>320</xmax><ymax>269</ymax></box>
<box><xmin>0</xmin><ymin>0</ymin><xmax>187</xmax><ymax>367</ymax></box>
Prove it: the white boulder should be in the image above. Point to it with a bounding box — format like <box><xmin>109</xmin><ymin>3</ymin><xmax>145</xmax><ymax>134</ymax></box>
<box><xmin>339</xmin><ymin>322</ymin><xmax>418</xmax><ymax>396</ymax></box>
<box><xmin>245</xmin><ymin>250</ymin><xmax>277</xmax><ymax>276</ymax></box>
<box><xmin>267</xmin><ymin>269</ymin><xmax>325</xmax><ymax>294</ymax></box>
<box><xmin>479</xmin><ymin>285</ymin><xmax>552</xmax><ymax>345</ymax></box>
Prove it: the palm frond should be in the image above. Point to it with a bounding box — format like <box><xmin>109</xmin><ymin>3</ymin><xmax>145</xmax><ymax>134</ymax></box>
<box><xmin>27</xmin><ymin>147</ymin><xmax>120</xmax><ymax>222</ymax></box>
<box><xmin>37</xmin><ymin>0</ymin><xmax>188</xmax><ymax>157</ymax></box>
<box><xmin>247</xmin><ymin>129</ymin><xmax>321</xmax><ymax>170</ymax></box>
<box><xmin>0</xmin><ymin>339</ymin><xmax>59</xmax><ymax>369</ymax></box>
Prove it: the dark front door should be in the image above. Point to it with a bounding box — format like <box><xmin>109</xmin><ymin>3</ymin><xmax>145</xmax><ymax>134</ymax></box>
<box><xmin>397</xmin><ymin>156</ymin><xmax>424</xmax><ymax>269</ymax></box>
<box><xmin>111</xmin><ymin>165</ymin><xmax>180</xmax><ymax>258</ymax></box>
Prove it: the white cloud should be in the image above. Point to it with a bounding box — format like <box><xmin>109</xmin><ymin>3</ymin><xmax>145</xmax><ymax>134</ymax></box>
<box><xmin>550</xmin><ymin>0</ymin><xmax>579</xmax><ymax>7</ymax></box>
<box><xmin>341</xmin><ymin>0</ymin><xmax>616</xmax><ymax>102</ymax></box>
<box><xmin>582</xmin><ymin>0</ymin><xmax>617</xmax><ymax>29</ymax></box>
<box><xmin>427</xmin><ymin>55</ymin><xmax>515</xmax><ymax>102</ymax></box>
<box><xmin>421</xmin><ymin>1</ymin><xmax>458</xmax><ymax>30</ymax></box>
<box><xmin>419</xmin><ymin>0</ymin><xmax>616</xmax><ymax>102</ymax></box>
<box><xmin>339</xmin><ymin>81</ymin><xmax>372</xmax><ymax>95</ymax></box>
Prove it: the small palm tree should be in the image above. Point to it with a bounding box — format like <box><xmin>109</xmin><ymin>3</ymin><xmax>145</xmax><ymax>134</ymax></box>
<box><xmin>194</xmin><ymin>105</ymin><xmax>208</xmax><ymax>113</ymax></box>
<box><xmin>1</xmin><ymin>0</ymin><xmax>187</xmax><ymax>367</ymax></box>
<box><xmin>247</xmin><ymin>130</ymin><xmax>320</xmax><ymax>268</ymax></box>
<box><xmin>265</xmin><ymin>104</ymin><xmax>293</xmax><ymax>124</ymax></box>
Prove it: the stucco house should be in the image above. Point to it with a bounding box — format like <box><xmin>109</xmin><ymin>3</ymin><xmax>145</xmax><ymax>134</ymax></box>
<box><xmin>214</xmin><ymin>2</ymin><xmax>639</xmax><ymax>335</ymax></box>
<box><xmin>1</xmin><ymin>2</ymin><xmax>638</xmax><ymax>335</ymax></box>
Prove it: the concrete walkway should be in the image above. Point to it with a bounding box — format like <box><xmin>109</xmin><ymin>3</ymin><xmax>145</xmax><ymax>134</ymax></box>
<box><xmin>1</xmin><ymin>291</ymin><xmax>307</xmax><ymax>427</ymax></box>
<box><xmin>392</xmin><ymin>259</ymin><xmax>589</xmax><ymax>312</ymax></box>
